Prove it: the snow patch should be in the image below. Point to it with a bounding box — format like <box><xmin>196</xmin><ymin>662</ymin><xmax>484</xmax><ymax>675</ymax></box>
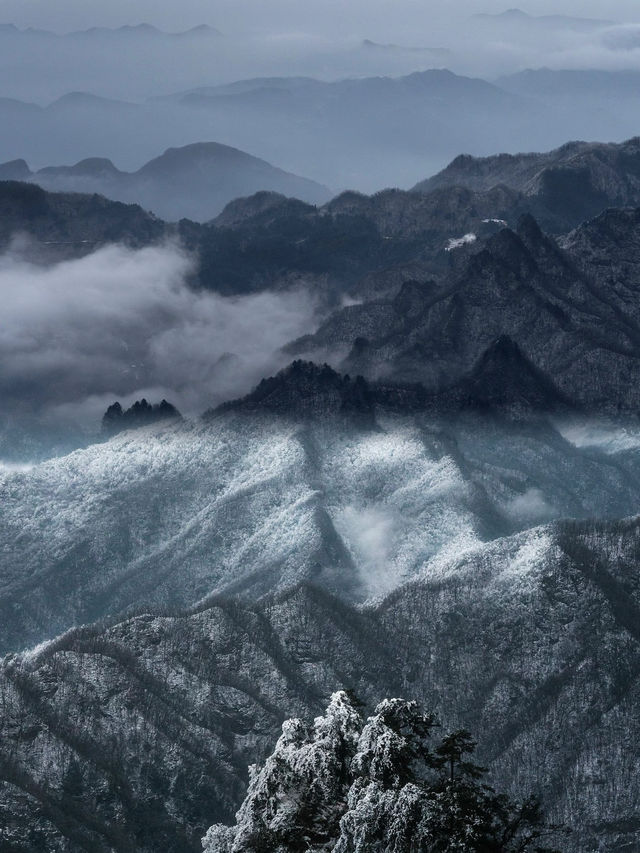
<box><xmin>420</xmin><ymin>530</ymin><xmax>484</xmax><ymax>580</ymax></box>
<box><xmin>21</xmin><ymin>636</ymin><xmax>56</xmax><ymax>661</ymax></box>
<box><xmin>445</xmin><ymin>232</ymin><xmax>476</xmax><ymax>251</ymax></box>
<box><xmin>0</xmin><ymin>460</ymin><xmax>36</xmax><ymax>474</ymax></box>
<box><xmin>502</xmin><ymin>528</ymin><xmax>553</xmax><ymax>581</ymax></box>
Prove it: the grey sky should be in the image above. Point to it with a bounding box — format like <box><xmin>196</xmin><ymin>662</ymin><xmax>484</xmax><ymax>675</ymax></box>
<box><xmin>2</xmin><ymin>1</ymin><xmax>640</xmax><ymax>34</ymax></box>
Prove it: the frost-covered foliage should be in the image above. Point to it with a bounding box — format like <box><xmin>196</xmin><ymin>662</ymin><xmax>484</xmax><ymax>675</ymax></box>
<box><xmin>5</xmin><ymin>409</ymin><xmax>640</xmax><ymax>653</ymax></box>
<box><xmin>203</xmin><ymin>692</ymin><xmax>559</xmax><ymax>853</ymax></box>
<box><xmin>202</xmin><ymin>691</ymin><xmax>362</xmax><ymax>853</ymax></box>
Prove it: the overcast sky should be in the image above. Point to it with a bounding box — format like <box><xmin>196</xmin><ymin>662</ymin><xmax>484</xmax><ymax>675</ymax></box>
<box><xmin>2</xmin><ymin>1</ymin><xmax>640</xmax><ymax>34</ymax></box>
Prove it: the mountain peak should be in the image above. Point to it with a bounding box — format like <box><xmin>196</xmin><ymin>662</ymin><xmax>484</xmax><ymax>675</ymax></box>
<box><xmin>0</xmin><ymin>158</ymin><xmax>31</xmax><ymax>180</ymax></box>
<box><xmin>180</xmin><ymin>24</ymin><xmax>222</xmax><ymax>37</ymax></box>
<box><xmin>102</xmin><ymin>399</ymin><xmax>181</xmax><ymax>436</ymax></box>
<box><xmin>449</xmin><ymin>335</ymin><xmax>573</xmax><ymax>414</ymax></box>
<box><xmin>500</xmin><ymin>8</ymin><xmax>529</xmax><ymax>18</ymax></box>
<box><xmin>214</xmin><ymin>191</ymin><xmax>295</xmax><ymax>228</ymax></box>
<box><xmin>214</xmin><ymin>360</ymin><xmax>376</xmax><ymax>426</ymax></box>
<box><xmin>37</xmin><ymin>157</ymin><xmax>120</xmax><ymax>178</ymax></box>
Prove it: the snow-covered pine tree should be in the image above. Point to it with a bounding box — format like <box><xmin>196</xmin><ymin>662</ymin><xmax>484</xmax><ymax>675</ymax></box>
<box><xmin>202</xmin><ymin>691</ymin><xmax>362</xmax><ymax>853</ymax></box>
<box><xmin>202</xmin><ymin>692</ymin><xmax>561</xmax><ymax>853</ymax></box>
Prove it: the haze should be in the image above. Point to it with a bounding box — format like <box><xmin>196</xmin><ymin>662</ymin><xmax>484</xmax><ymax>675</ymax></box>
<box><xmin>4</xmin><ymin>0</ymin><xmax>640</xmax><ymax>450</ymax></box>
<box><xmin>2</xmin><ymin>1</ymin><xmax>640</xmax><ymax>35</ymax></box>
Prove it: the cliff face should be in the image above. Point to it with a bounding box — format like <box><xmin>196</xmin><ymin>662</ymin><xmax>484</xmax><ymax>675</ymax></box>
<box><xmin>2</xmin><ymin>518</ymin><xmax>639</xmax><ymax>852</ymax></box>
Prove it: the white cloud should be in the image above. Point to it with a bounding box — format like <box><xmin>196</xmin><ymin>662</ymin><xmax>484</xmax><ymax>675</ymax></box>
<box><xmin>0</xmin><ymin>241</ymin><xmax>319</xmax><ymax>428</ymax></box>
<box><xmin>503</xmin><ymin>488</ymin><xmax>555</xmax><ymax>522</ymax></box>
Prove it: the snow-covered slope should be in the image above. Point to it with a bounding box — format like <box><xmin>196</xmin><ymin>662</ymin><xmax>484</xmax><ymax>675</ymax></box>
<box><xmin>2</xmin><ymin>517</ymin><xmax>640</xmax><ymax>851</ymax></box>
<box><xmin>2</xmin><ymin>409</ymin><xmax>640</xmax><ymax>652</ymax></box>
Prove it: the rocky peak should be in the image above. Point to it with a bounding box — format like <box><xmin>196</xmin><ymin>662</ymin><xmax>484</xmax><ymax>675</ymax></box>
<box><xmin>102</xmin><ymin>398</ymin><xmax>181</xmax><ymax>436</ymax></box>
<box><xmin>444</xmin><ymin>335</ymin><xmax>573</xmax><ymax>414</ymax></box>
<box><xmin>215</xmin><ymin>360</ymin><xmax>376</xmax><ymax>427</ymax></box>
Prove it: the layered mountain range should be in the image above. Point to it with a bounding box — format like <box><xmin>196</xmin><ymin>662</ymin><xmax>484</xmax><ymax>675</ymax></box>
<box><xmin>5</xmin><ymin>137</ymin><xmax>640</xmax><ymax>411</ymax></box>
<box><xmin>3</xmin><ymin>136</ymin><xmax>640</xmax><ymax>852</ymax></box>
<box><xmin>3</xmin><ymin>64</ymin><xmax>640</xmax><ymax>193</ymax></box>
<box><xmin>6</xmin><ymin>392</ymin><xmax>640</xmax><ymax>654</ymax></box>
<box><xmin>0</xmin><ymin>143</ymin><xmax>330</xmax><ymax>221</ymax></box>
<box><xmin>416</xmin><ymin>136</ymin><xmax>640</xmax><ymax>230</ymax></box>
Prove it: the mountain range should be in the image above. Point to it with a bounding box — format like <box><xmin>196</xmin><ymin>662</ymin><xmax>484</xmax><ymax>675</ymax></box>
<box><xmin>0</xmin><ymin>143</ymin><xmax>330</xmax><ymax>221</ymax></box>
<box><xmin>473</xmin><ymin>8</ymin><xmax>614</xmax><ymax>31</ymax></box>
<box><xmin>4</xmin><ymin>133</ymin><xmax>640</xmax><ymax>852</ymax></box>
<box><xmin>6</xmin><ymin>137</ymin><xmax>640</xmax><ymax>410</ymax></box>
<box><xmin>5</xmin><ymin>353</ymin><xmax>640</xmax><ymax>652</ymax></box>
<box><xmin>5</xmin><ymin>134</ymin><xmax>640</xmax><ymax>289</ymax></box>
<box><xmin>2</xmin><ymin>514</ymin><xmax>639</xmax><ymax>851</ymax></box>
<box><xmin>0</xmin><ymin>22</ymin><xmax>223</xmax><ymax>39</ymax></box>
<box><xmin>4</xmin><ymin>64</ymin><xmax>640</xmax><ymax>194</ymax></box>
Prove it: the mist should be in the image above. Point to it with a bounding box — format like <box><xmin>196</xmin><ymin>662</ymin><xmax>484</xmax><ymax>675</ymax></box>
<box><xmin>3</xmin><ymin>1</ymin><xmax>640</xmax><ymax>37</ymax></box>
<box><xmin>3</xmin><ymin>2</ymin><xmax>640</xmax><ymax>196</ymax></box>
<box><xmin>0</xmin><ymin>241</ymin><xmax>320</xmax><ymax>442</ymax></box>
<box><xmin>3</xmin><ymin>3</ymin><xmax>640</xmax><ymax>104</ymax></box>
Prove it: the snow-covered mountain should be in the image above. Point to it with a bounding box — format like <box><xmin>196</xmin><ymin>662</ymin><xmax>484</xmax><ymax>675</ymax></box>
<box><xmin>3</xmin><ymin>399</ymin><xmax>640</xmax><ymax>654</ymax></box>
<box><xmin>4</xmin><ymin>132</ymin><xmax>640</xmax><ymax>853</ymax></box>
<box><xmin>2</xmin><ymin>514</ymin><xmax>639</xmax><ymax>851</ymax></box>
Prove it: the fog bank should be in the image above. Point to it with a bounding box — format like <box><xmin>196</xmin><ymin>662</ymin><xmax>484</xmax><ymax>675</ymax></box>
<box><xmin>0</xmin><ymin>241</ymin><xmax>320</xmax><ymax>434</ymax></box>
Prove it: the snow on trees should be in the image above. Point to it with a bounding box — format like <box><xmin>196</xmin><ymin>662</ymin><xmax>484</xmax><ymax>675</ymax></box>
<box><xmin>202</xmin><ymin>691</ymin><xmax>561</xmax><ymax>853</ymax></box>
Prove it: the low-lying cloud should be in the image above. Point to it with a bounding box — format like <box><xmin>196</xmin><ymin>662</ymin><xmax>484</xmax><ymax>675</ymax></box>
<box><xmin>503</xmin><ymin>488</ymin><xmax>555</xmax><ymax>523</ymax></box>
<box><xmin>0</xmin><ymin>241</ymin><xmax>319</xmax><ymax>434</ymax></box>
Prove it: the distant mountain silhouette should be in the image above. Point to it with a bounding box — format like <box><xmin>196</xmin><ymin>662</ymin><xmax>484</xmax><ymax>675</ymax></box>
<box><xmin>0</xmin><ymin>22</ymin><xmax>223</xmax><ymax>39</ymax></box>
<box><xmin>361</xmin><ymin>39</ymin><xmax>450</xmax><ymax>59</ymax></box>
<box><xmin>473</xmin><ymin>8</ymin><xmax>613</xmax><ymax>30</ymax></box>
<box><xmin>3</xmin><ymin>141</ymin><xmax>331</xmax><ymax>221</ymax></box>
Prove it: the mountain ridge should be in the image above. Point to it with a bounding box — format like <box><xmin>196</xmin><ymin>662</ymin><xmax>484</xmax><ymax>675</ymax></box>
<box><xmin>2</xmin><ymin>516</ymin><xmax>640</xmax><ymax>851</ymax></box>
<box><xmin>414</xmin><ymin>136</ymin><xmax>640</xmax><ymax>232</ymax></box>
<box><xmin>3</xmin><ymin>141</ymin><xmax>331</xmax><ymax>222</ymax></box>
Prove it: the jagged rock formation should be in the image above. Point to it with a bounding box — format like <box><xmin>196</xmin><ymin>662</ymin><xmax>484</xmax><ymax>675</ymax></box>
<box><xmin>216</xmin><ymin>361</ymin><xmax>375</xmax><ymax>427</ymax></box>
<box><xmin>102</xmin><ymin>399</ymin><xmax>181</xmax><ymax>436</ymax></box>
<box><xmin>1</xmin><ymin>517</ymin><xmax>640</xmax><ymax>851</ymax></box>
<box><xmin>293</xmin><ymin>213</ymin><xmax>640</xmax><ymax>412</ymax></box>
